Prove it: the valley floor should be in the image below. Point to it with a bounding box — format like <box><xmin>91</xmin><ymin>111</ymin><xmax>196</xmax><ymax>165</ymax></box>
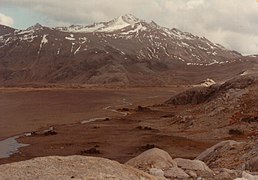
<box><xmin>0</xmin><ymin>75</ymin><xmax>257</xmax><ymax>171</ymax></box>
<box><xmin>0</xmin><ymin>85</ymin><xmax>188</xmax><ymax>164</ymax></box>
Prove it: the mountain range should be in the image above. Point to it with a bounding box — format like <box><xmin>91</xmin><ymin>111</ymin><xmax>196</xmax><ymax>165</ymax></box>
<box><xmin>0</xmin><ymin>14</ymin><xmax>257</xmax><ymax>86</ymax></box>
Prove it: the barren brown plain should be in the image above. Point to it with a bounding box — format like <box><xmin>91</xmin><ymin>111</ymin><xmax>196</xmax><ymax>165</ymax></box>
<box><xmin>0</xmin><ymin>86</ymin><xmax>217</xmax><ymax>165</ymax></box>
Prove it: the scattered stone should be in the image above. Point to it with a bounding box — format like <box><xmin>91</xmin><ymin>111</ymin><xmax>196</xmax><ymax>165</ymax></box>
<box><xmin>200</xmin><ymin>78</ymin><xmax>216</xmax><ymax>87</ymax></box>
<box><xmin>241</xmin><ymin>116</ymin><xmax>258</xmax><ymax>123</ymax></box>
<box><xmin>161</xmin><ymin>113</ymin><xmax>175</xmax><ymax>118</ymax></box>
<box><xmin>24</xmin><ymin>132</ymin><xmax>36</xmax><ymax>137</ymax></box>
<box><xmin>136</xmin><ymin>106</ymin><xmax>151</xmax><ymax>112</ymax></box>
<box><xmin>42</xmin><ymin>127</ymin><xmax>57</xmax><ymax>136</ymax></box>
<box><xmin>26</xmin><ymin>127</ymin><xmax>57</xmax><ymax>137</ymax></box>
<box><xmin>137</xmin><ymin>126</ymin><xmax>153</xmax><ymax>131</ymax></box>
<box><xmin>164</xmin><ymin>167</ymin><xmax>190</xmax><ymax>179</ymax></box>
<box><xmin>140</xmin><ymin>144</ymin><xmax>156</xmax><ymax>151</ymax></box>
<box><xmin>216</xmin><ymin>171</ymin><xmax>235</xmax><ymax>179</ymax></box>
<box><xmin>175</xmin><ymin>158</ymin><xmax>213</xmax><ymax>173</ymax></box>
<box><xmin>229</xmin><ymin>129</ymin><xmax>244</xmax><ymax>136</ymax></box>
<box><xmin>80</xmin><ymin>148</ymin><xmax>100</xmax><ymax>155</ymax></box>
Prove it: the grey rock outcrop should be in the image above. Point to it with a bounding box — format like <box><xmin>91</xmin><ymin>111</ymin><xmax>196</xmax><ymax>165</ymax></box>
<box><xmin>126</xmin><ymin>148</ymin><xmax>177</xmax><ymax>171</ymax></box>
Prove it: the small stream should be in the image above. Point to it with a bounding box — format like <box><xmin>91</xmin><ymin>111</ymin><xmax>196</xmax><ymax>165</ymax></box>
<box><xmin>0</xmin><ymin>136</ymin><xmax>28</xmax><ymax>158</ymax></box>
<box><xmin>81</xmin><ymin>98</ymin><xmax>132</xmax><ymax>124</ymax></box>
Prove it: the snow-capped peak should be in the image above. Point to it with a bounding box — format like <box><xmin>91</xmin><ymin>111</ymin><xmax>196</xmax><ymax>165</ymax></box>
<box><xmin>119</xmin><ymin>14</ymin><xmax>140</xmax><ymax>24</ymax></box>
<box><xmin>98</xmin><ymin>14</ymin><xmax>141</xmax><ymax>32</ymax></box>
<box><xmin>26</xmin><ymin>23</ymin><xmax>43</xmax><ymax>31</ymax></box>
<box><xmin>55</xmin><ymin>14</ymin><xmax>143</xmax><ymax>33</ymax></box>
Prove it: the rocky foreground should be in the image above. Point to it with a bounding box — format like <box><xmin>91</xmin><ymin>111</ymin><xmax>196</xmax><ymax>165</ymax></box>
<box><xmin>0</xmin><ymin>142</ymin><xmax>258</xmax><ymax>180</ymax></box>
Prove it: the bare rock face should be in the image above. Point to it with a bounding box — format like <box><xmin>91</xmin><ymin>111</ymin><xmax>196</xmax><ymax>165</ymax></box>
<box><xmin>126</xmin><ymin>148</ymin><xmax>177</xmax><ymax>171</ymax></box>
<box><xmin>195</xmin><ymin>139</ymin><xmax>258</xmax><ymax>171</ymax></box>
<box><xmin>0</xmin><ymin>156</ymin><xmax>155</xmax><ymax>180</ymax></box>
<box><xmin>0</xmin><ymin>24</ymin><xmax>15</xmax><ymax>36</ymax></box>
<box><xmin>165</xmin><ymin>85</ymin><xmax>219</xmax><ymax>105</ymax></box>
<box><xmin>165</xmin><ymin>75</ymin><xmax>258</xmax><ymax>105</ymax></box>
<box><xmin>196</xmin><ymin>140</ymin><xmax>241</xmax><ymax>161</ymax></box>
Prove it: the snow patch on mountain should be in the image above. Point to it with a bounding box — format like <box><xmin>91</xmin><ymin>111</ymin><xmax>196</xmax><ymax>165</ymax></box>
<box><xmin>120</xmin><ymin>24</ymin><xmax>147</xmax><ymax>35</ymax></box>
<box><xmin>19</xmin><ymin>34</ymin><xmax>37</xmax><ymax>42</ymax></box>
<box><xmin>65</xmin><ymin>37</ymin><xmax>75</xmax><ymax>41</ymax></box>
<box><xmin>100</xmin><ymin>16</ymin><xmax>131</xmax><ymax>32</ymax></box>
<box><xmin>38</xmin><ymin>34</ymin><xmax>48</xmax><ymax>54</ymax></box>
<box><xmin>74</xmin><ymin>45</ymin><xmax>81</xmax><ymax>54</ymax></box>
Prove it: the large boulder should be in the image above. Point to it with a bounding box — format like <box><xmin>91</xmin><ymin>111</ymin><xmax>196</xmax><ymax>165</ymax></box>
<box><xmin>0</xmin><ymin>155</ymin><xmax>155</xmax><ymax>180</ymax></box>
<box><xmin>126</xmin><ymin>148</ymin><xmax>177</xmax><ymax>171</ymax></box>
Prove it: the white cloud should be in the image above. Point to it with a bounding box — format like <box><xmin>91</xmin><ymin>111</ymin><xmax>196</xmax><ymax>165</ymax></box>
<box><xmin>186</xmin><ymin>0</ymin><xmax>205</xmax><ymax>9</ymax></box>
<box><xmin>0</xmin><ymin>0</ymin><xmax>258</xmax><ymax>54</ymax></box>
<box><xmin>0</xmin><ymin>13</ymin><xmax>14</xmax><ymax>27</ymax></box>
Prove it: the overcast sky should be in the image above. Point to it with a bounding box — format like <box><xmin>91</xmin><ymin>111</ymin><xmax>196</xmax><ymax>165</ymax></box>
<box><xmin>0</xmin><ymin>0</ymin><xmax>257</xmax><ymax>55</ymax></box>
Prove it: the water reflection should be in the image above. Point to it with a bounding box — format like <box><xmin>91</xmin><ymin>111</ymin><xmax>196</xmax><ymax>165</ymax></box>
<box><xmin>0</xmin><ymin>136</ymin><xmax>28</xmax><ymax>158</ymax></box>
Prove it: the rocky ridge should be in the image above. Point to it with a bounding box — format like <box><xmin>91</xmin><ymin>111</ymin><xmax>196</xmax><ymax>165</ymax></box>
<box><xmin>0</xmin><ymin>14</ymin><xmax>256</xmax><ymax>86</ymax></box>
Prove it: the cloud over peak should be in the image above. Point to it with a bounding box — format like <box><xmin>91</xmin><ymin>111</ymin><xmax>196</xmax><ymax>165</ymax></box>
<box><xmin>0</xmin><ymin>13</ymin><xmax>14</xmax><ymax>27</ymax></box>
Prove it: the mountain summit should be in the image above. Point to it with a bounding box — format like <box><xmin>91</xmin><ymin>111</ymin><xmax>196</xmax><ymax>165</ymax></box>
<box><xmin>56</xmin><ymin>14</ymin><xmax>143</xmax><ymax>33</ymax></box>
<box><xmin>0</xmin><ymin>14</ymin><xmax>256</xmax><ymax>86</ymax></box>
